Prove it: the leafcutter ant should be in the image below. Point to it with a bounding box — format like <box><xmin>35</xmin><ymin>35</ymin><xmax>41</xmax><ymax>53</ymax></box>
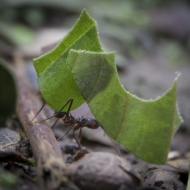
<box><xmin>32</xmin><ymin>98</ymin><xmax>120</xmax><ymax>155</ymax></box>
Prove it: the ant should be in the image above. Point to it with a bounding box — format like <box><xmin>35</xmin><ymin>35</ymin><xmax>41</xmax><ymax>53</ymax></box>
<box><xmin>33</xmin><ymin>99</ymin><xmax>101</xmax><ymax>150</ymax></box>
<box><xmin>32</xmin><ymin>98</ymin><xmax>120</xmax><ymax>154</ymax></box>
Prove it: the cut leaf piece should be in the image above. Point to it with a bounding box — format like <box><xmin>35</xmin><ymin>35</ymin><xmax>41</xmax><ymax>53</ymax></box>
<box><xmin>0</xmin><ymin>59</ymin><xmax>17</xmax><ymax>126</ymax></box>
<box><xmin>33</xmin><ymin>10</ymin><xmax>103</xmax><ymax>110</ymax></box>
<box><xmin>68</xmin><ymin>50</ymin><xmax>183</xmax><ymax>164</ymax></box>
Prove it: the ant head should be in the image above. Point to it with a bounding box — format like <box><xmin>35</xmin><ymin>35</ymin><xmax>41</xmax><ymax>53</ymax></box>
<box><xmin>81</xmin><ymin>118</ymin><xmax>99</xmax><ymax>129</ymax></box>
<box><xmin>54</xmin><ymin>111</ymin><xmax>67</xmax><ymax>118</ymax></box>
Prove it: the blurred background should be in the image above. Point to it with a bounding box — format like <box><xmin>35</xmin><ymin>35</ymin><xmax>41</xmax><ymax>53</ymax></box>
<box><xmin>0</xmin><ymin>0</ymin><xmax>190</xmax><ymax>128</ymax></box>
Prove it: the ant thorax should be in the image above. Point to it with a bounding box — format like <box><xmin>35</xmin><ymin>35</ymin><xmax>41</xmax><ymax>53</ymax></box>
<box><xmin>63</xmin><ymin>115</ymin><xmax>74</xmax><ymax>125</ymax></box>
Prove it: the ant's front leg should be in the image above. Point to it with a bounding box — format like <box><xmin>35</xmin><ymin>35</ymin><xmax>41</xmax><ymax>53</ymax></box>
<box><xmin>30</xmin><ymin>101</ymin><xmax>46</xmax><ymax>123</ymax></box>
<box><xmin>73</xmin><ymin>129</ymin><xmax>83</xmax><ymax>150</ymax></box>
<box><xmin>78</xmin><ymin>128</ymin><xmax>83</xmax><ymax>142</ymax></box>
<box><xmin>72</xmin><ymin>123</ymin><xmax>83</xmax><ymax>150</ymax></box>
<box><xmin>52</xmin><ymin>98</ymin><xmax>74</xmax><ymax>128</ymax></box>
<box><xmin>57</xmin><ymin>98</ymin><xmax>73</xmax><ymax>115</ymax></box>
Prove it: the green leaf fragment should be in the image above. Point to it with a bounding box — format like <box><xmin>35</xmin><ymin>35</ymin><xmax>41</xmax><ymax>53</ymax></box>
<box><xmin>33</xmin><ymin>10</ymin><xmax>103</xmax><ymax>110</ymax></box>
<box><xmin>68</xmin><ymin>50</ymin><xmax>182</xmax><ymax>164</ymax></box>
<box><xmin>33</xmin><ymin>10</ymin><xmax>183</xmax><ymax>164</ymax></box>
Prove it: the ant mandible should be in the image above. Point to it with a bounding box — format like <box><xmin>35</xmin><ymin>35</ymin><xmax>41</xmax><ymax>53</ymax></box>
<box><xmin>35</xmin><ymin>98</ymin><xmax>101</xmax><ymax>151</ymax></box>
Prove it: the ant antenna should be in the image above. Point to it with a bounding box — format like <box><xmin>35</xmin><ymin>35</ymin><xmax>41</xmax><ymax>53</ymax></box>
<box><xmin>30</xmin><ymin>101</ymin><xmax>46</xmax><ymax>123</ymax></box>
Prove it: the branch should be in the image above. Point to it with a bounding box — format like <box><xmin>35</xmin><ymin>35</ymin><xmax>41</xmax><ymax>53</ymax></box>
<box><xmin>15</xmin><ymin>63</ymin><xmax>79</xmax><ymax>190</ymax></box>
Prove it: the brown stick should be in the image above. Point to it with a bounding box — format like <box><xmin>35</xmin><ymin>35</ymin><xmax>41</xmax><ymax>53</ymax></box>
<box><xmin>14</xmin><ymin>62</ymin><xmax>79</xmax><ymax>190</ymax></box>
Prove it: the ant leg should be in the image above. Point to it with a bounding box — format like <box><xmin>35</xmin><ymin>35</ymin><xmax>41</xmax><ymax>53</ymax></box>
<box><xmin>78</xmin><ymin>128</ymin><xmax>83</xmax><ymax>142</ymax></box>
<box><xmin>53</xmin><ymin>98</ymin><xmax>73</xmax><ymax>128</ymax></box>
<box><xmin>36</xmin><ymin>114</ymin><xmax>56</xmax><ymax>123</ymax></box>
<box><xmin>51</xmin><ymin>98</ymin><xmax>73</xmax><ymax>127</ymax></box>
<box><xmin>31</xmin><ymin>101</ymin><xmax>46</xmax><ymax>122</ymax></box>
<box><xmin>73</xmin><ymin>130</ymin><xmax>82</xmax><ymax>150</ymax></box>
<box><xmin>36</xmin><ymin>98</ymin><xmax>73</xmax><ymax>124</ymax></box>
<box><xmin>56</xmin><ymin>122</ymin><xmax>76</xmax><ymax>141</ymax></box>
<box><xmin>58</xmin><ymin>98</ymin><xmax>73</xmax><ymax>117</ymax></box>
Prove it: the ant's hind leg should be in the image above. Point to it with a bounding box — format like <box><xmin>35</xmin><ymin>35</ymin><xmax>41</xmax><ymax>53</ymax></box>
<box><xmin>35</xmin><ymin>114</ymin><xmax>56</xmax><ymax>124</ymax></box>
<box><xmin>73</xmin><ymin>130</ymin><xmax>82</xmax><ymax>150</ymax></box>
<box><xmin>31</xmin><ymin>101</ymin><xmax>46</xmax><ymax>123</ymax></box>
<box><xmin>78</xmin><ymin>128</ymin><xmax>83</xmax><ymax>142</ymax></box>
<box><xmin>56</xmin><ymin>123</ymin><xmax>76</xmax><ymax>141</ymax></box>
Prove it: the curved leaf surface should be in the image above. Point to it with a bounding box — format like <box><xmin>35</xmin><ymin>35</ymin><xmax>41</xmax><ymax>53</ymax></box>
<box><xmin>33</xmin><ymin>10</ymin><xmax>103</xmax><ymax>110</ymax></box>
<box><xmin>68</xmin><ymin>50</ymin><xmax>182</xmax><ymax>164</ymax></box>
<box><xmin>33</xmin><ymin>10</ymin><xmax>182</xmax><ymax>164</ymax></box>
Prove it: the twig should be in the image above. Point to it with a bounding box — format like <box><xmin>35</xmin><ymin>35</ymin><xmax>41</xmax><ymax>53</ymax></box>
<box><xmin>14</xmin><ymin>53</ymin><xmax>79</xmax><ymax>190</ymax></box>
